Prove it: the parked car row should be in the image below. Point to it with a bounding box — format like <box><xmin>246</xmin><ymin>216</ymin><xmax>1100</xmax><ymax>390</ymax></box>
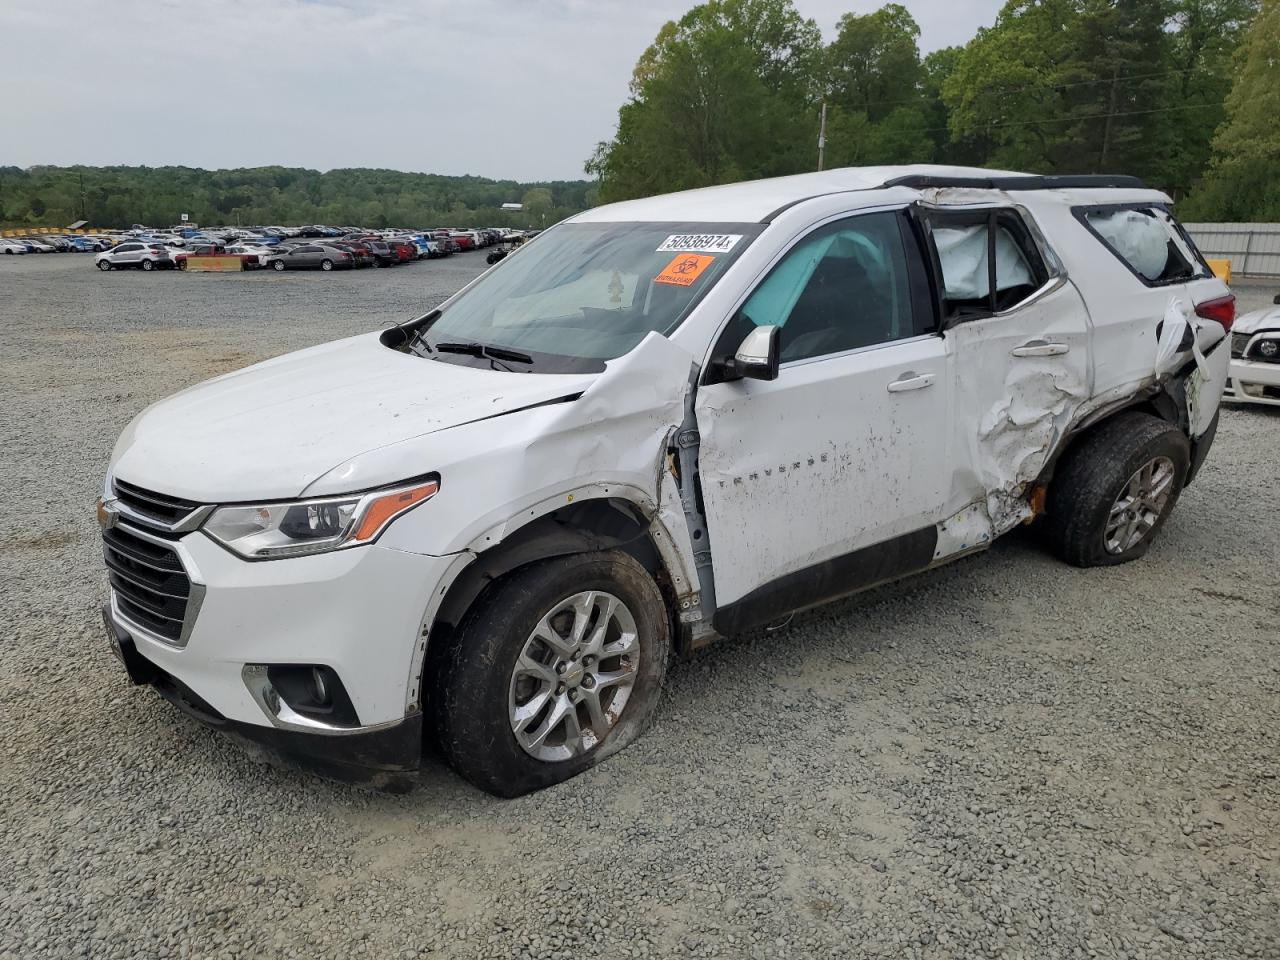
<box><xmin>2</xmin><ymin>234</ymin><xmax>112</xmax><ymax>253</ymax></box>
<box><xmin>89</xmin><ymin>227</ymin><xmax>531</xmax><ymax>272</ymax></box>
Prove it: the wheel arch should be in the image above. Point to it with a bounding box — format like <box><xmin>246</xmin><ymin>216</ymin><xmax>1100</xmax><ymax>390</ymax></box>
<box><xmin>1034</xmin><ymin>382</ymin><xmax>1185</xmax><ymax>493</ymax></box>
<box><xmin>409</xmin><ymin>495</ymin><xmax>691</xmax><ymax>717</ymax></box>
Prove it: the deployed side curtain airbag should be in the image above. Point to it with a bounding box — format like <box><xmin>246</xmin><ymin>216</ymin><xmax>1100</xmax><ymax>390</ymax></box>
<box><xmin>934</xmin><ymin>225</ymin><xmax>1033</xmax><ymax>300</ymax></box>
<box><xmin>1085</xmin><ymin>210</ymin><xmax>1169</xmax><ymax>280</ymax></box>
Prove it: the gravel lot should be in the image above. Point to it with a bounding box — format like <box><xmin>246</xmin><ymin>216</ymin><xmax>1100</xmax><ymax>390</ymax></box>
<box><xmin>1</xmin><ymin>252</ymin><xmax>1277</xmax><ymax>960</ymax></box>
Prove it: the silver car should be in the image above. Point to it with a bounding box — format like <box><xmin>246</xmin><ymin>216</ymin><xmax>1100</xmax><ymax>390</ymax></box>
<box><xmin>95</xmin><ymin>242</ymin><xmax>174</xmax><ymax>271</ymax></box>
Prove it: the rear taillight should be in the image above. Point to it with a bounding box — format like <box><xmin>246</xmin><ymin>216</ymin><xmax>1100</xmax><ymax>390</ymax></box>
<box><xmin>1194</xmin><ymin>294</ymin><xmax>1235</xmax><ymax>332</ymax></box>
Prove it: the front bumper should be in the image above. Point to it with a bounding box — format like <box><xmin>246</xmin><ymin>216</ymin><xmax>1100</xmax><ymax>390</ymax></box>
<box><xmin>105</xmin><ymin>604</ymin><xmax>422</xmax><ymax>787</ymax></box>
<box><xmin>1225</xmin><ymin>357</ymin><xmax>1280</xmax><ymax>407</ymax></box>
<box><xmin>103</xmin><ymin>521</ymin><xmax>461</xmax><ymax>780</ymax></box>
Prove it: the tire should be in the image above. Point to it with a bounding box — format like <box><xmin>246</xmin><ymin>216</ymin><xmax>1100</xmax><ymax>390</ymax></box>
<box><xmin>97</xmin><ymin>260</ymin><xmax>111</xmax><ymax>271</ymax></box>
<box><xmin>272</xmin><ymin>259</ymin><xmax>286</xmax><ymax>271</ymax></box>
<box><xmin>432</xmin><ymin>550</ymin><xmax>670</xmax><ymax>797</ymax></box>
<box><xmin>321</xmin><ymin>259</ymin><xmax>333</xmax><ymax>271</ymax></box>
<box><xmin>1043</xmin><ymin>412</ymin><xmax>1191</xmax><ymax>567</ymax></box>
<box><xmin>141</xmin><ymin>259</ymin><xmax>154</xmax><ymax>271</ymax></box>
<box><xmin>177</xmin><ymin>260</ymin><xmax>187</xmax><ymax>271</ymax></box>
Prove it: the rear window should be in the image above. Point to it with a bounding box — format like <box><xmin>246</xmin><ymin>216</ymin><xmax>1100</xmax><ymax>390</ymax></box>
<box><xmin>1077</xmin><ymin>205</ymin><xmax>1208</xmax><ymax>286</ymax></box>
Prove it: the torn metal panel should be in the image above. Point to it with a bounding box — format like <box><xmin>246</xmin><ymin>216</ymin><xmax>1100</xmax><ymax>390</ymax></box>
<box><xmin>946</xmin><ymin>279</ymin><xmax>1091</xmax><ymax>537</ymax></box>
<box><xmin>932</xmin><ymin>502</ymin><xmax>994</xmax><ymax>561</ymax></box>
<box><xmin>657</xmin><ymin>370</ymin><xmax>719</xmax><ymax>642</ymax></box>
<box><xmin>1154</xmin><ymin>296</ymin><xmax>1230</xmax><ymax>438</ymax></box>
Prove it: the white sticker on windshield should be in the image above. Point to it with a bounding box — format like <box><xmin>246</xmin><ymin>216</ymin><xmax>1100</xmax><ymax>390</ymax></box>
<box><xmin>657</xmin><ymin>234</ymin><xmax>743</xmax><ymax>254</ymax></box>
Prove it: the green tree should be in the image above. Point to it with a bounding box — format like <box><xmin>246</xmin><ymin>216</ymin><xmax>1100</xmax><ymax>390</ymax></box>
<box><xmin>586</xmin><ymin>0</ymin><xmax>823</xmax><ymax>202</ymax></box>
<box><xmin>1183</xmin><ymin>0</ymin><xmax>1280</xmax><ymax>218</ymax></box>
<box><xmin>1161</xmin><ymin>0</ymin><xmax>1259</xmax><ymax>198</ymax></box>
<box><xmin>826</xmin><ymin>4</ymin><xmax>924</xmax><ymax>122</ymax></box>
<box><xmin>943</xmin><ymin>0</ymin><xmax>1083</xmax><ymax>171</ymax></box>
<box><xmin>821</xmin><ymin>5</ymin><xmax>934</xmax><ymax>165</ymax></box>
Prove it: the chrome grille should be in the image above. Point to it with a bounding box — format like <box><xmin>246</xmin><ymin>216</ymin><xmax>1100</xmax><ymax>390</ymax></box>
<box><xmin>113</xmin><ymin>479</ymin><xmax>203</xmax><ymax>528</ymax></box>
<box><xmin>103</xmin><ymin>523</ymin><xmax>192</xmax><ymax>643</ymax></box>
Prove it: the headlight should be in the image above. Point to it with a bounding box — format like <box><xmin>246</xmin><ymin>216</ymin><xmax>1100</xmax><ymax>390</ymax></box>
<box><xmin>202</xmin><ymin>478</ymin><xmax>439</xmax><ymax>560</ymax></box>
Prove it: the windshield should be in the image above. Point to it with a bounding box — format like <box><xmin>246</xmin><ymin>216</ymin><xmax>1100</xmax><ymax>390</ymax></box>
<box><xmin>415</xmin><ymin>221</ymin><xmax>761</xmax><ymax>372</ymax></box>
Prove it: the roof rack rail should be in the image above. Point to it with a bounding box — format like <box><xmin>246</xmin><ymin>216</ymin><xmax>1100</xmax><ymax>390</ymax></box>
<box><xmin>883</xmin><ymin>174</ymin><xmax>1148</xmax><ymax>191</ymax></box>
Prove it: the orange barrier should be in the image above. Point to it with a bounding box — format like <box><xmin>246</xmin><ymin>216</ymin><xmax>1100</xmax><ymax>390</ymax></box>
<box><xmin>1206</xmin><ymin>258</ymin><xmax>1232</xmax><ymax>284</ymax></box>
<box><xmin>183</xmin><ymin>256</ymin><xmax>245</xmax><ymax>272</ymax></box>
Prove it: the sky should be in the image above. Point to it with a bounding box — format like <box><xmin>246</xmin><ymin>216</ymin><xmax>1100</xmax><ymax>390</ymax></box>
<box><xmin>1</xmin><ymin>0</ymin><xmax>1003</xmax><ymax>182</ymax></box>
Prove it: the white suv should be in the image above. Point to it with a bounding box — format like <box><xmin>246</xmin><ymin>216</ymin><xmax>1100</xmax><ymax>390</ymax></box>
<box><xmin>95</xmin><ymin>242</ymin><xmax>173</xmax><ymax>271</ymax></box>
<box><xmin>99</xmin><ymin>165</ymin><xmax>1233</xmax><ymax>795</ymax></box>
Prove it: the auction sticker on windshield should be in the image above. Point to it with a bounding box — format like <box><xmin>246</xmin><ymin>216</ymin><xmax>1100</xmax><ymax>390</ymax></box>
<box><xmin>657</xmin><ymin>234</ymin><xmax>742</xmax><ymax>254</ymax></box>
<box><xmin>655</xmin><ymin>254</ymin><xmax>715</xmax><ymax>287</ymax></box>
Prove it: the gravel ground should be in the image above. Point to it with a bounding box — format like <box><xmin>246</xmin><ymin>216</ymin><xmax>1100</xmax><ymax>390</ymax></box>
<box><xmin>1</xmin><ymin>253</ymin><xmax>1277</xmax><ymax>960</ymax></box>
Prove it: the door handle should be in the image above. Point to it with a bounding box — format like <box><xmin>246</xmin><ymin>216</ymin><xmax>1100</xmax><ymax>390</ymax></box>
<box><xmin>1012</xmin><ymin>339</ymin><xmax>1070</xmax><ymax>357</ymax></box>
<box><xmin>886</xmin><ymin>372</ymin><xmax>936</xmax><ymax>393</ymax></box>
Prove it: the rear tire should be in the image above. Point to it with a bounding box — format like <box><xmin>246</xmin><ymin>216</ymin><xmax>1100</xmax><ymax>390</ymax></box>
<box><xmin>1043</xmin><ymin>412</ymin><xmax>1191</xmax><ymax>567</ymax></box>
<box><xmin>432</xmin><ymin>550</ymin><xmax>670</xmax><ymax>797</ymax></box>
<box><xmin>272</xmin><ymin>259</ymin><xmax>285</xmax><ymax>271</ymax></box>
<box><xmin>97</xmin><ymin>260</ymin><xmax>111</xmax><ymax>271</ymax></box>
<box><xmin>321</xmin><ymin>259</ymin><xmax>333</xmax><ymax>271</ymax></box>
<box><xmin>141</xmin><ymin>259</ymin><xmax>154</xmax><ymax>271</ymax></box>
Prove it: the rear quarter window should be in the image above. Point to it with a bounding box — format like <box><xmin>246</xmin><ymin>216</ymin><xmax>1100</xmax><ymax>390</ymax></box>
<box><xmin>1076</xmin><ymin>205</ymin><xmax>1209</xmax><ymax>286</ymax></box>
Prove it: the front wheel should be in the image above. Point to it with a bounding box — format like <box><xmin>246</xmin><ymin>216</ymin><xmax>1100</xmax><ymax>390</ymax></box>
<box><xmin>1043</xmin><ymin>412</ymin><xmax>1191</xmax><ymax>567</ymax></box>
<box><xmin>432</xmin><ymin>550</ymin><xmax>670</xmax><ymax>797</ymax></box>
<box><xmin>97</xmin><ymin>260</ymin><xmax>112</xmax><ymax>271</ymax></box>
<box><xmin>141</xmin><ymin>259</ymin><xmax>154</xmax><ymax>271</ymax></box>
<box><xmin>272</xmin><ymin>259</ymin><xmax>286</xmax><ymax>271</ymax></box>
<box><xmin>320</xmin><ymin>258</ymin><xmax>333</xmax><ymax>271</ymax></box>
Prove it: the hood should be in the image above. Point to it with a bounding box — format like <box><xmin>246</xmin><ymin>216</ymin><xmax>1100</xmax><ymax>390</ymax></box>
<box><xmin>111</xmin><ymin>332</ymin><xmax>597</xmax><ymax>502</ymax></box>
<box><xmin>1234</xmin><ymin>304</ymin><xmax>1280</xmax><ymax>336</ymax></box>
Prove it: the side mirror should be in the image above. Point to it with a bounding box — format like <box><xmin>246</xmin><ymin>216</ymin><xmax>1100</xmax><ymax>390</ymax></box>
<box><xmin>719</xmin><ymin>325</ymin><xmax>781</xmax><ymax>382</ymax></box>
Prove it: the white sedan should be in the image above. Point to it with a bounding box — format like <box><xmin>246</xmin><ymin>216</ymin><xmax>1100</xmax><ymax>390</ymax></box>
<box><xmin>0</xmin><ymin>239</ymin><xmax>28</xmax><ymax>255</ymax></box>
<box><xmin>1226</xmin><ymin>294</ymin><xmax>1280</xmax><ymax>407</ymax></box>
<box><xmin>225</xmin><ymin>243</ymin><xmax>283</xmax><ymax>268</ymax></box>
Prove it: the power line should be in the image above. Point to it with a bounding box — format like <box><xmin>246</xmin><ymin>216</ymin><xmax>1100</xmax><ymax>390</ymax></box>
<box><xmin>954</xmin><ymin>99</ymin><xmax>1225</xmax><ymax>135</ymax></box>
<box><xmin>842</xmin><ymin>64</ymin><xmax>1211</xmax><ymax>113</ymax></box>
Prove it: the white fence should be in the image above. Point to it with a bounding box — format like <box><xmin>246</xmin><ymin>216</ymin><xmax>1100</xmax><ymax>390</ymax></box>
<box><xmin>1183</xmin><ymin>223</ymin><xmax>1280</xmax><ymax>278</ymax></box>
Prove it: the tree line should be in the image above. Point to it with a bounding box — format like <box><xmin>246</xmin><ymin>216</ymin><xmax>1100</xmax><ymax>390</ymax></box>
<box><xmin>588</xmin><ymin>0</ymin><xmax>1279</xmax><ymax>221</ymax></box>
<box><xmin>0</xmin><ymin>166</ymin><xmax>594</xmax><ymax>229</ymax></box>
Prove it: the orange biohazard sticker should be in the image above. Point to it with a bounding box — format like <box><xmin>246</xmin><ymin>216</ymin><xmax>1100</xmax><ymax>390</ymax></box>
<box><xmin>655</xmin><ymin>253</ymin><xmax>715</xmax><ymax>287</ymax></box>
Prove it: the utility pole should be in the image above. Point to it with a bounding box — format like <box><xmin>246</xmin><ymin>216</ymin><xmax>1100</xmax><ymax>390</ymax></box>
<box><xmin>1099</xmin><ymin>69</ymin><xmax>1119</xmax><ymax>172</ymax></box>
<box><xmin>817</xmin><ymin>102</ymin><xmax>828</xmax><ymax>171</ymax></box>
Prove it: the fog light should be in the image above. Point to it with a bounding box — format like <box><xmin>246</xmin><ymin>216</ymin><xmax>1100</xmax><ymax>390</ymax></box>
<box><xmin>265</xmin><ymin>664</ymin><xmax>360</xmax><ymax>727</ymax></box>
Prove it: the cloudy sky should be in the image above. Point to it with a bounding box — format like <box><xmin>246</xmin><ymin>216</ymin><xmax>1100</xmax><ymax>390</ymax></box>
<box><xmin>2</xmin><ymin>0</ymin><xmax>1002</xmax><ymax>182</ymax></box>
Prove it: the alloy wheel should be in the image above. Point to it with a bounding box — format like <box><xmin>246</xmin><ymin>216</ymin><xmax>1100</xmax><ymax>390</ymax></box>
<box><xmin>508</xmin><ymin>590</ymin><xmax>640</xmax><ymax>762</ymax></box>
<box><xmin>1104</xmin><ymin>456</ymin><xmax>1175</xmax><ymax>554</ymax></box>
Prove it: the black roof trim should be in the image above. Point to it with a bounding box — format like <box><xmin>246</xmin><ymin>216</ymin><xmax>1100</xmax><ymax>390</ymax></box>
<box><xmin>883</xmin><ymin>174</ymin><xmax>1148</xmax><ymax>191</ymax></box>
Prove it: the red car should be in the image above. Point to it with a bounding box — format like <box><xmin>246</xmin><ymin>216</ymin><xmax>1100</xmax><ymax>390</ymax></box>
<box><xmin>385</xmin><ymin>240</ymin><xmax>417</xmax><ymax>263</ymax></box>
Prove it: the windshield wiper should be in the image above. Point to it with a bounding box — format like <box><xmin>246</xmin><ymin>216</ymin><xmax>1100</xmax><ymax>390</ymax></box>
<box><xmin>434</xmin><ymin>341</ymin><xmax>534</xmax><ymax>365</ymax></box>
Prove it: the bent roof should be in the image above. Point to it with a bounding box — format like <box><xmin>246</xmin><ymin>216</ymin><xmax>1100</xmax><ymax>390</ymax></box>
<box><xmin>572</xmin><ymin>165</ymin><xmax>1032</xmax><ymax>224</ymax></box>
